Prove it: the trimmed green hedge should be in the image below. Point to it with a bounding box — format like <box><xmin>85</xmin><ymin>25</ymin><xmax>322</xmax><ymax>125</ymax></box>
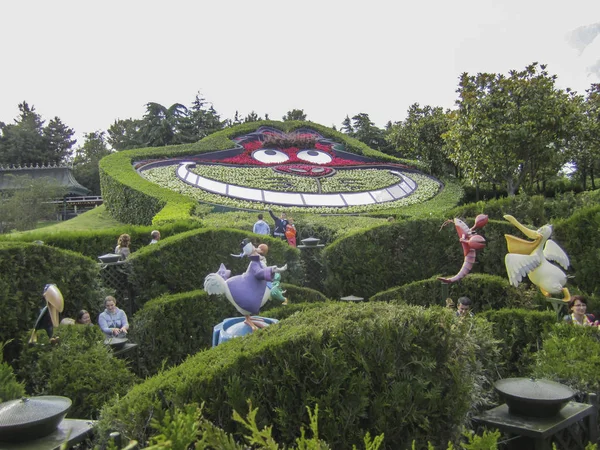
<box><xmin>0</xmin><ymin>242</ymin><xmax>103</xmax><ymax>362</ymax></box>
<box><xmin>370</xmin><ymin>274</ymin><xmax>545</xmax><ymax>311</ymax></box>
<box><xmin>127</xmin><ymin>228</ymin><xmax>303</xmax><ymax>307</ymax></box>
<box><xmin>532</xmin><ymin>324</ymin><xmax>600</xmax><ymax>398</ymax></box>
<box><xmin>480</xmin><ymin>309</ymin><xmax>556</xmax><ymax>378</ymax></box>
<box><xmin>449</xmin><ymin>190</ymin><xmax>600</xmax><ymax>224</ymax></box>
<box><xmin>17</xmin><ymin>325</ymin><xmax>137</xmax><ymax>419</ymax></box>
<box><xmin>130</xmin><ymin>285</ymin><xmax>328</xmax><ymax>377</ymax></box>
<box><xmin>322</xmin><ymin>218</ymin><xmax>520</xmax><ymax>299</ymax></box>
<box><xmin>552</xmin><ymin>205</ymin><xmax>600</xmax><ymax>297</ymax></box>
<box><xmin>99</xmin><ymin>121</ymin><xmax>428</xmax><ymax>225</ymax></box>
<box><xmin>0</xmin><ymin>221</ymin><xmax>201</xmax><ymax>259</ymax></box>
<box><xmin>97</xmin><ymin>302</ymin><xmax>498</xmax><ymax>449</ymax></box>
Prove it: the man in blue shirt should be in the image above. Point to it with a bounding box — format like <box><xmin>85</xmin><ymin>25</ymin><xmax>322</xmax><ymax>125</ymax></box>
<box><xmin>253</xmin><ymin>214</ymin><xmax>271</xmax><ymax>235</ymax></box>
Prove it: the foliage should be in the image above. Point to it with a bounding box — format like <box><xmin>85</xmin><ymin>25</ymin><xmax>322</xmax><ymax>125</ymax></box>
<box><xmin>444</xmin><ymin>63</ymin><xmax>579</xmax><ymax>195</ymax></box>
<box><xmin>386</xmin><ymin>103</ymin><xmax>453</xmax><ymax>176</ymax></box>
<box><xmin>282</xmin><ymin>109</ymin><xmax>308</xmax><ymax>122</ymax></box>
<box><xmin>449</xmin><ymin>190</ymin><xmax>600</xmax><ymax>224</ymax></box>
<box><xmin>72</xmin><ymin>131</ymin><xmax>113</xmax><ymax>195</ymax></box>
<box><xmin>0</xmin><ymin>241</ymin><xmax>102</xmax><ymax>362</ymax></box>
<box><xmin>0</xmin><ymin>341</ymin><xmax>25</xmax><ymax>402</ymax></box>
<box><xmin>0</xmin><ymin>102</ymin><xmax>76</xmax><ymax>165</ymax></box>
<box><xmin>371</xmin><ymin>274</ymin><xmax>544</xmax><ymax>312</ymax></box>
<box><xmin>16</xmin><ymin>325</ymin><xmax>138</xmax><ymax>419</ymax></box>
<box><xmin>479</xmin><ymin>309</ymin><xmax>556</xmax><ymax>378</ymax></box>
<box><xmin>97</xmin><ymin>303</ymin><xmax>498</xmax><ymax>449</ymax></box>
<box><xmin>0</xmin><ymin>219</ymin><xmax>201</xmax><ymax>259</ymax></box>
<box><xmin>322</xmin><ymin>218</ymin><xmax>517</xmax><ymax>300</ymax></box>
<box><xmin>0</xmin><ymin>175</ymin><xmax>67</xmax><ymax>233</ymax></box>
<box><xmin>532</xmin><ymin>324</ymin><xmax>600</xmax><ymax>398</ymax></box>
<box><xmin>552</xmin><ymin>205</ymin><xmax>600</xmax><ymax>296</ymax></box>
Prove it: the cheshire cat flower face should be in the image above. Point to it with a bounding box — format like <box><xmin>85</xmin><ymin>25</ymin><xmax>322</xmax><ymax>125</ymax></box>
<box><xmin>137</xmin><ymin>126</ymin><xmax>441</xmax><ymax>212</ymax></box>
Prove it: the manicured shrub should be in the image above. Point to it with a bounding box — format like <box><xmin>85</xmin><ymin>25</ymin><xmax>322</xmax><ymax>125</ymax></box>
<box><xmin>127</xmin><ymin>228</ymin><xmax>303</xmax><ymax>307</ymax></box>
<box><xmin>480</xmin><ymin>309</ymin><xmax>556</xmax><ymax>378</ymax></box>
<box><xmin>97</xmin><ymin>302</ymin><xmax>499</xmax><ymax>449</ymax></box>
<box><xmin>16</xmin><ymin>325</ymin><xmax>138</xmax><ymax>419</ymax></box>
<box><xmin>130</xmin><ymin>285</ymin><xmax>327</xmax><ymax>377</ymax></box>
<box><xmin>129</xmin><ymin>290</ymin><xmax>238</xmax><ymax>377</ymax></box>
<box><xmin>532</xmin><ymin>324</ymin><xmax>600</xmax><ymax>398</ymax></box>
<box><xmin>370</xmin><ymin>274</ymin><xmax>544</xmax><ymax>312</ymax></box>
<box><xmin>0</xmin><ymin>341</ymin><xmax>25</xmax><ymax>402</ymax></box>
<box><xmin>0</xmin><ymin>220</ymin><xmax>201</xmax><ymax>259</ymax></box>
<box><xmin>553</xmin><ymin>206</ymin><xmax>600</xmax><ymax>297</ymax></box>
<box><xmin>322</xmin><ymin>218</ymin><xmax>518</xmax><ymax>300</ymax></box>
<box><xmin>0</xmin><ymin>242</ymin><xmax>103</xmax><ymax>362</ymax></box>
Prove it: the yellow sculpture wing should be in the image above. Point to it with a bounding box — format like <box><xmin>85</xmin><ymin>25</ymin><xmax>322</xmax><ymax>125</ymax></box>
<box><xmin>504</xmin><ymin>252</ymin><xmax>542</xmax><ymax>287</ymax></box>
<box><xmin>543</xmin><ymin>239</ymin><xmax>570</xmax><ymax>270</ymax></box>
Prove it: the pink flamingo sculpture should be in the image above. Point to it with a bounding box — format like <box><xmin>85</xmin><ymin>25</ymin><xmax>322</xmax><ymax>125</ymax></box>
<box><xmin>438</xmin><ymin>214</ymin><xmax>488</xmax><ymax>284</ymax></box>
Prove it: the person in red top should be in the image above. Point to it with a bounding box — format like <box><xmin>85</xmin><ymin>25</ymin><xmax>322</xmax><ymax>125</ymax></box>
<box><xmin>285</xmin><ymin>218</ymin><xmax>297</xmax><ymax>247</ymax></box>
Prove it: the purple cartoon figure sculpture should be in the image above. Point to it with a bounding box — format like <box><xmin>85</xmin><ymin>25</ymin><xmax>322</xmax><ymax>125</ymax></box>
<box><xmin>204</xmin><ymin>238</ymin><xmax>287</xmax><ymax>331</ymax></box>
<box><xmin>438</xmin><ymin>214</ymin><xmax>488</xmax><ymax>284</ymax></box>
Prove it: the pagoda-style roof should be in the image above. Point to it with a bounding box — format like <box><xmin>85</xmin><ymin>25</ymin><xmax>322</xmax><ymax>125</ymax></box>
<box><xmin>0</xmin><ymin>163</ymin><xmax>90</xmax><ymax>196</ymax></box>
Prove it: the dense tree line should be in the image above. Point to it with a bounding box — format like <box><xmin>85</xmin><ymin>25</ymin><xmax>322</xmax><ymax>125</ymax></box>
<box><xmin>1</xmin><ymin>63</ymin><xmax>600</xmax><ymax>198</ymax></box>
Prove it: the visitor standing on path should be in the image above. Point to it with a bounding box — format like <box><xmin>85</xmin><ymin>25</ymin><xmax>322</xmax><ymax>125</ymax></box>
<box><xmin>253</xmin><ymin>214</ymin><xmax>271</xmax><ymax>235</ymax></box>
<box><xmin>285</xmin><ymin>217</ymin><xmax>297</xmax><ymax>247</ymax></box>
<box><xmin>269</xmin><ymin>209</ymin><xmax>288</xmax><ymax>240</ymax></box>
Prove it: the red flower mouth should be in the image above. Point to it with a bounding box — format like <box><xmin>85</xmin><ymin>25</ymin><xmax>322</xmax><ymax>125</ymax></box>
<box><xmin>274</xmin><ymin>164</ymin><xmax>335</xmax><ymax>177</ymax></box>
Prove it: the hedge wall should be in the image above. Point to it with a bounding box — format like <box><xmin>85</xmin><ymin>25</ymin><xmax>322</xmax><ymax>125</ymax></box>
<box><xmin>0</xmin><ymin>221</ymin><xmax>201</xmax><ymax>259</ymax></box>
<box><xmin>17</xmin><ymin>325</ymin><xmax>138</xmax><ymax>419</ymax></box>
<box><xmin>127</xmin><ymin>228</ymin><xmax>303</xmax><ymax>307</ymax></box>
<box><xmin>322</xmin><ymin>218</ymin><xmax>520</xmax><ymax>299</ymax></box>
<box><xmin>322</xmin><ymin>209</ymin><xmax>598</xmax><ymax>300</ymax></box>
<box><xmin>480</xmin><ymin>309</ymin><xmax>556</xmax><ymax>378</ymax></box>
<box><xmin>532</xmin><ymin>324</ymin><xmax>600</xmax><ymax>399</ymax></box>
<box><xmin>97</xmin><ymin>302</ymin><xmax>498</xmax><ymax>449</ymax></box>
<box><xmin>370</xmin><ymin>274</ymin><xmax>545</xmax><ymax>311</ymax></box>
<box><xmin>130</xmin><ymin>285</ymin><xmax>328</xmax><ymax>377</ymax></box>
<box><xmin>552</xmin><ymin>205</ymin><xmax>600</xmax><ymax>297</ymax></box>
<box><xmin>0</xmin><ymin>242</ymin><xmax>103</xmax><ymax>362</ymax></box>
<box><xmin>449</xmin><ymin>190</ymin><xmax>600</xmax><ymax>224</ymax></box>
<box><xmin>99</xmin><ymin>120</ymin><xmax>427</xmax><ymax>226</ymax></box>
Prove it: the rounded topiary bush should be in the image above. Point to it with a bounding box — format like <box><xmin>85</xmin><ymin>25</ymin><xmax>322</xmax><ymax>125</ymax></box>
<box><xmin>370</xmin><ymin>274</ymin><xmax>544</xmax><ymax>312</ymax></box>
<box><xmin>0</xmin><ymin>242</ymin><xmax>103</xmax><ymax>362</ymax></box>
<box><xmin>17</xmin><ymin>325</ymin><xmax>138</xmax><ymax>419</ymax></box>
<box><xmin>97</xmin><ymin>302</ymin><xmax>498</xmax><ymax>449</ymax></box>
<box><xmin>532</xmin><ymin>324</ymin><xmax>600</xmax><ymax>399</ymax></box>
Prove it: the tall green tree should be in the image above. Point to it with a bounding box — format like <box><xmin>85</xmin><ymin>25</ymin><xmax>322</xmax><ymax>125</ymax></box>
<box><xmin>243</xmin><ymin>111</ymin><xmax>261</xmax><ymax>123</ymax></box>
<box><xmin>140</xmin><ymin>102</ymin><xmax>189</xmax><ymax>147</ymax></box>
<box><xmin>72</xmin><ymin>131</ymin><xmax>113</xmax><ymax>195</ymax></box>
<box><xmin>0</xmin><ymin>102</ymin><xmax>77</xmax><ymax>165</ymax></box>
<box><xmin>444</xmin><ymin>63</ymin><xmax>579</xmax><ymax>196</ymax></box>
<box><xmin>107</xmin><ymin>118</ymin><xmax>144</xmax><ymax>150</ymax></box>
<box><xmin>569</xmin><ymin>84</ymin><xmax>600</xmax><ymax>190</ymax></box>
<box><xmin>283</xmin><ymin>109</ymin><xmax>307</xmax><ymax>121</ymax></box>
<box><xmin>180</xmin><ymin>93</ymin><xmax>223</xmax><ymax>142</ymax></box>
<box><xmin>0</xmin><ymin>176</ymin><xmax>66</xmax><ymax>233</ymax></box>
<box><xmin>350</xmin><ymin>113</ymin><xmax>387</xmax><ymax>151</ymax></box>
<box><xmin>386</xmin><ymin>104</ymin><xmax>453</xmax><ymax>176</ymax></box>
<box><xmin>43</xmin><ymin>117</ymin><xmax>76</xmax><ymax>164</ymax></box>
<box><xmin>0</xmin><ymin>102</ymin><xmax>48</xmax><ymax>165</ymax></box>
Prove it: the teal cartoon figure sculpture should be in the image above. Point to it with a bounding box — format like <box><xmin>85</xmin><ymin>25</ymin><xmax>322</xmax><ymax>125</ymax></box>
<box><xmin>503</xmin><ymin>215</ymin><xmax>571</xmax><ymax>301</ymax></box>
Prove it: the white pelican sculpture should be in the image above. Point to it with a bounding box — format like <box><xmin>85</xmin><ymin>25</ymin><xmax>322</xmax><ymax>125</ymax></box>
<box><xmin>503</xmin><ymin>215</ymin><xmax>571</xmax><ymax>301</ymax></box>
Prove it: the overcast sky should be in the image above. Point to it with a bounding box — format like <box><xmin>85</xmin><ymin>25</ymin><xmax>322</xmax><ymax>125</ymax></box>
<box><xmin>1</xmin><ymin>0</ymin><xmax>599</xmax><ymax>146</ymax></box>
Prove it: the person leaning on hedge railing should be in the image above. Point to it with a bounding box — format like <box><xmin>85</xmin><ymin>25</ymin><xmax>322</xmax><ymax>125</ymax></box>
<box><xmin>98</xmin><ymin>296</ymin><xmax>129</xmax><ymax>338</ymax></box>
